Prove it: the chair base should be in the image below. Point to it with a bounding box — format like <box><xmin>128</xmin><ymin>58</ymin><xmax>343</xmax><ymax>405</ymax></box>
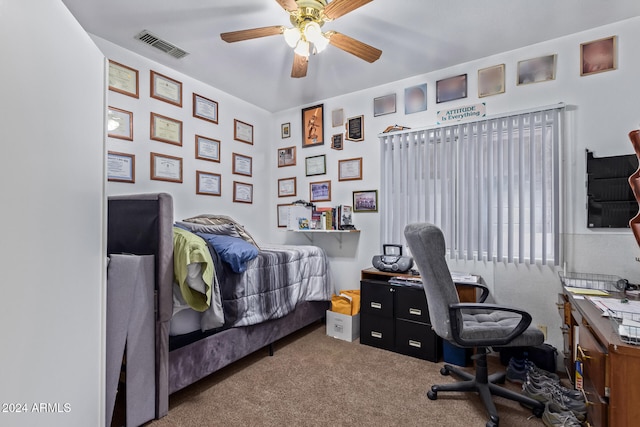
<box><xmin>427</xmin><ymin>350</ymin><xmax>544</xmax><ymax>427</ymax></box>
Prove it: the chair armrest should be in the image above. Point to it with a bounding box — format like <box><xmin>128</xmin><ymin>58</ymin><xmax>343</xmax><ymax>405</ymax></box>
<box><xmin>456</xmin><ymin>282</ymin><xmax>489</xmax><ymax>303</ymax></box>
<box><xmin>448</xmin><ymin>303</ymin><xmax>533</xmax><ymax>347</ymax></box>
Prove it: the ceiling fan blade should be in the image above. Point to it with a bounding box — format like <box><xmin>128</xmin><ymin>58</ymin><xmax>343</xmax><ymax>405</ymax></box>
<box><xmin>327</xmin><ymin>32</ymin><xmax>382</xmax><ymax>63</ymax></box>
<box><xmin>291</xmin><ymin>54</ymin><xmax>308</xmax><ymax>78</ymax></box>
<box><xmin>220</xmin><ymin>26</ymin><xmax>284</xmax><ymax>43</ymax></box>
<box><xmin>275</xmin><ymin>0</ymin><xmax>298</xmax><ymax>12</ymax></box>
<box><xmin>323</xmin><ymin>0</ymin><xmax>372</xmax><ymax>20</ymax></box>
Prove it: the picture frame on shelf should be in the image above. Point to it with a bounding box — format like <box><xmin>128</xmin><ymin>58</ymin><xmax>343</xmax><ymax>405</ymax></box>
<box><xmin>232</xmin><ymin>153</ymin><xmax>252</xmax><ymax>177</ymax></box>
<box><xmin>108</xmin><ymin>60</ymin><xmax>139</xmax><ymax>98</ymax></box>
<box><xmin>233</xmin><ymin>181</ymin><xmax>253</xmax><ymax>204</ymax></box>
<box><xmin>150</xmin><ymin>152</ymin><xmax>183</xmax><ymax>183</ymax></box>
<box><xmin>278</xmin><ymin>146</ymin><xmax>296</xmax><ymax>167</ymax></box>
<box><xmin>192</xmin><ymin>93</ymin><xmax>218</xmax><ymax>124</ymax></box>
<box><xmin>277</xmin><ymin>204</ymin><xmax>292</xmax><ymax>228</ymax></box>
<box><xmin>150</xmin><ymin>70</ymin><xmax>182</xmax><ymax>107</ymax></box>
<box><xmin>404</xmin><ymin>84</ymin><xmax>427</xmax><ymax>114</ymax></box>
<box><xmin>196</xmin><ymin>171</ymin><xmax>221</xmax><ymax>196</ymax></box>
<box><xmin>278</xmin><ymin>177</ymin><xmax>297</xmax><ymax>197</ymax></box>
<box><xmin>302</xmin><ymin>104</ymin><xmax>324</xmax><ymax>147</ymax></box>
<box><xmin>346</xmin><ymin>115</ymin><xmax>364</xmax><ymax>141</ymax></box>
<box><xmin>107</xmin><ymin>107</ymin><xmax>133</xmax><ymax>141</ymax></box>
<box><xmin>331</xmin><ymin>108</ymin><xmax>344</xmax><ymax>127</ymax></box>
<box><xmin>436</xmin><ymin>74</ymin><xmax>467</xmax><ymax>103</ymax></box>
<box><xmin>281</xmin><ymin>122</ymin><xmax>291</xmax><ymax>138</ymax></box>
<box><xmin>338</xmin><ymin>157</ymin><xmax>363</xmax><ymax>181</ymax></box>
<box><xmin>478</xmin><ymin>64</ymin><xmax>505</xmax><ymax>98</ymax></box>
<box><xmin>150</xmin><ymin>112</ymin><xmax>183</xmax><ymax>146</ymax></box>
<box><xmin>517</xmin><ymin>54</ymin><xmax>556</xmax><ymax>85</ymax></box>
<box><xmin>305</xmin><ymin>154</ymin><xmax>326</xmax><ymax>177</ymax></box>
<box><xmin>195</xmin><ymin>135</ymin><xmax>220</xmax><ymax>163</ymax></box>
<box><xmin>353</xmin><ymin>190</ymin><xmax>378</xmax><ymax>212</ymax></box>
<box><xmin>331</xmin><ymin>133</ymin><xmax>343</xmax><ymax>150</ymax></box>
<box><xmin>107</xmin><ymin>151</ymin><xmax>135</xmax><ymax>183</ymax></box>
<box><xmin>310</xmin><ymin>180</ymin><xmax>331</xmax><ymax>202</ymax></box>
<box><xmin>374</xmin><ymin>93</ymin><xmax>396</xmax><ymax>117</ymax></box>
<box><xmin>234</xmin><ymin>119</ymin><xmax>254</xmax><ymax>144</ymax></box>
<box><xmin>580</xmin><ymin>36</ymin><xmax>617</xmax><ymax>76</ymax></box>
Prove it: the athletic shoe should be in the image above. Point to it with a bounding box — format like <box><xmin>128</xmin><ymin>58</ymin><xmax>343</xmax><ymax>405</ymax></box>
<box><xmin>507</xmin><ymin>357</ymin><xmax>560</xmax><ymax>383</ymax></box>
<box><xmin>527</xmin><ymin>373</ymin><xmax>584</xmax><ymax>401</ymax></box>
<box><xmin>522</xmin><ymin>381</ymin><xmax>587</xmax><ymax>421</ymax></box>
<box><xmin>506</xmin><ymin>363</ymin><xmax>528</xmax><ymax>384</ymax></box>
<box><xmin>542</xmin><ymin>402</ymin><xmax>583</xmax><ymax>427</ymax></box>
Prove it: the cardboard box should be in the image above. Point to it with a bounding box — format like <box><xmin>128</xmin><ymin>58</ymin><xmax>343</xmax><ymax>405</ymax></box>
<box><xmin>326</xmin><ymin>310</ymin><xmax>360</xmax><ymax>342</ymax></box>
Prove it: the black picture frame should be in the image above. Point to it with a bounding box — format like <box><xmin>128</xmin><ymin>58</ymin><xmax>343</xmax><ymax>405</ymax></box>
<box><xmin>436</xmin><ymin>74</ymin><xmax>468</xmax><ymax>103</ymax></box>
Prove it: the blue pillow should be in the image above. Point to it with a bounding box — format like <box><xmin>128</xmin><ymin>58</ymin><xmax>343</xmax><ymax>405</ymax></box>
<box><xmin>197</xmin><ymin>233</ymin><xmax>258</xmax><ymax>274</ymax></box>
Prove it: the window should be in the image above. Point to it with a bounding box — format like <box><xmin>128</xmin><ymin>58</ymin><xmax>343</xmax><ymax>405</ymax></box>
<box><xmin>380</xmin><ymin>107</ymin><xmax>563</xmax><ymax>265</ymax></box>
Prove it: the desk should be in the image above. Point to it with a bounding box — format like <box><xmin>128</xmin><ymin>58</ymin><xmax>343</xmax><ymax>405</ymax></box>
<box><xmin>559</xmin><ymin>290</ymin><xmax>640</xmax><ymax>427</ymax></box>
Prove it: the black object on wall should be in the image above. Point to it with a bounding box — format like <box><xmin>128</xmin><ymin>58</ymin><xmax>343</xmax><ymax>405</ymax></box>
<box><xmin>586</xmin><ymin>150</ymin><xmax>638</xmax><ymax>228</ymax></box>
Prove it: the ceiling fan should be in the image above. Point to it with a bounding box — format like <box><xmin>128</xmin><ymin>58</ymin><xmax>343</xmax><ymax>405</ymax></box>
<box><xmin>220</xmin><ymin>0</ymin><xmax>382</xmax><ymax>78</ymax></box>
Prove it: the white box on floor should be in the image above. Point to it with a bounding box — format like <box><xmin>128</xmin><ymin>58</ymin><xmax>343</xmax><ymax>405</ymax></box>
<box><xmin>326</xmin><ymin>310</ymin><xmax>360</xmax><ymax>342</ymax></box>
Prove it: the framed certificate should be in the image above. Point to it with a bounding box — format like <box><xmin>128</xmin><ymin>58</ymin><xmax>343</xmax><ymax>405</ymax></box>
<box><xmin>150</xmin><ymin>113</ymin><xmax>183</xmax><ymax>146</ymax></box>
<box><xmin>277</xmin><ymin>204</ymin><xmax>292</xmax><ymax>228</ymax></box>
<box><xmin>196</xmin><ymin>171</ymin><xmax>221</xmax><ymax>196</ymax></box>
<box><xmin>305</xmin><ymin>155</ymin><xmax>326</xmax><ymax>177</ymax></box>
<box><xmin>278</xmin><ymin>146</ymin><xmax>296</xmax><ymax>167</ymax></box>
<box><xmin>234</xmin><ymin>119</ymin><xmax>254</xmax><ymax>144</ymax></box>
<box><xmin>302</xmin><ymin>104</ymin><xmax>324</xmax><ymax>148</ymax></box>
<box><xmin>107</xmin><ymin>151</ymin><xmax>135</xmax><ymax>183</ymax></box>
<box><xmin>310</xmin><ymin>180</ymin><xmax>331</xmax><ymax>202</ymax></box>
<box><xmin>150</xmin><ymin>70</ymin><xmax>182</xmax><ymax>107</ymax></box>
<box><xmin>338</xmin><ymin>157</ymin><xmax>363</xmax><ymax>181</ymax></box>
<box><xmin>150</xmin><ymin>152</ymin><xmax>183</xmax><ymax>183</ymax></box>
<box><xmin>232</xmin><ymin>153</ymin><xmax>252</xmax><ymax>177</ymax></box>
<box><xmin>278</xmin><ymin>177</ymin><xmax>297</xmax><ymax>197</ymax></box>
<box><xmin>107</xmin><ymin>107</ymin><xmax>133</xmax><ymax>141</ymax></box>
<box><xmin>233</xmin><ymin>181</ymin><xmax>253</xmax><ymax>204</ymax></box>
<box><xmin>195</xmin><ymin>135</ymin><xmax>220</xmax><ymax>163</ymax></box>
<box><xmin>346</xmin><ymin>115</ymin><xmax>364</xmax><ymax>142</ymax></box>
<box><xmin>193</xmin><ymin>93</ymin><xmax>218</xmax><ymax>124</ymax></box>
<box><xmin>108</xmin><ymin>60</ymin><xmax>139</xmax><ymax>98</ymax></box>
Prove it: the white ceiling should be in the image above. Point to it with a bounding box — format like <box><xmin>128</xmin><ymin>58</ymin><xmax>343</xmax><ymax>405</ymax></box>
<box><xmin>63</xmin><ymin>0</ymin><xmax>640</xmax><ymax>112</ymax></box>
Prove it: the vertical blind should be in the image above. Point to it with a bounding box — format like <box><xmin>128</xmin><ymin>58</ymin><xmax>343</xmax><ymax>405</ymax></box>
<box><xmin>380</xmin><ymin>106</ymin><xmax>563</xmax><ymax>265</ymax></box>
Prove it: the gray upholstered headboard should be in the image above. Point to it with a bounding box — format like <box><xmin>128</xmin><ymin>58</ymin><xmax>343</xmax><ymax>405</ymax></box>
<box><xmin>107</xmin><ymin>192</ymin><xmax>173</xmax><ymax>417</ymax></box>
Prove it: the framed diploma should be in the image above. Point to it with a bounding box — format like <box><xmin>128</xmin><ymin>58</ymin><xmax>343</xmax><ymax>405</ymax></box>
<box><xmin>331</xmin><ymin>133</ymin><xmax>343</xmax><ymax>150</ymax></box>
<box><xmin>107</xmin><ymin>151</ymin><xmax>135</xmax><ymax>183</ymax></box>
<box><xmin>301</xmin><ymin>104</ymin><xmax>324</xmax><ymax>148</ymax></box>
<box><xmin>278</xmin><ymin>177</ymin><xmax>297</xmax><ymax>197</ymax></box>
<box><xmin>277</xmin><ymin>204</ymin><xmax>292</xmax><ymax>228</ymax></box>
<box><xmin>193</xmin><ymin>93</ymin><xmax>218</xmax><ymax>124</ymax></box>
<box><xmin>196</xmin><ymin>171</ymin><xmax>221</xmax><ymax>196</ymax></box>
<box><xmin>233</xmin><ymin>181</ymin><xmax>253</xmax><ymax>204</ymax></box>
<box><xmin>195</xmin><ymin>135</ymin><xmax>220</xmax><ymax>163</ymax></box>
<box><xmin>150</xmin><ymin>152</ymin><xmax>183</xmax><ymax>183</ymax></box>
<box><xmin>234</xmin><ymin>119</ymin><xmax>254</xmax><ymax>145</ymax></box>
<box><xmin>232</xmin><ymin>153</ymin><xmax>252</xmax><ymax>177</ymax></box>
<box><xmin>305</xmin><ymin>155</ymin><xmax>326</xmax><ymax>177</ymax></box>
<box><xmin>107</xmin><ymin>107</ymin><xmax>133</xmax><ymax>141</ymax></box>
<box><xmin>346</xmin><ymin>115</ymin><xmax>364</xmax><ymax>142</ymax></box>
<box><xmin>108</xmin><ymin>60</ymin><xmax>139</xmax><ymax>98</ymax></box>
<box><xmin>278</xmin><ymin>146</ymin><xmax>296</xmax><ymax>167</ymax></box>
<box><xmin>310</xmin><ymin>180</ymin><xmax>331</xmax><ymax>202</ymax></box>
<box><xmin>338</xmin><ymin>157</ymin><xmax>363</xmax><ymax>181</ymax></box>
<box><xmin>150</xmin><ymin>70</ymin><xmax>182</xmax><ymax>107</ymax></box>
<box><xmin>150</xmin><ymin>112</ymin><xmax>183</xmax><ymax>146</ymax></box>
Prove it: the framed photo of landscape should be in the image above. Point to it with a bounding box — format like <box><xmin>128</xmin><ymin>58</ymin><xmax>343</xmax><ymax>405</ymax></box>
<box><xmin>302</xmin><ymin>104</ymin><xmax>324</xmax><ymax>147</ymax></box>
<box><xmin>150</xmin><ymin>70</ymin><xmax>182</xmax><ymax>107</ymax></box>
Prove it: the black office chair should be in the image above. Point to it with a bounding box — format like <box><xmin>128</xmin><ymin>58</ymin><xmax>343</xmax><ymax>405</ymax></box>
<box><xmin>404</xmin><ymin>223</ymin><xmax>545</xmax><ymax>427</ymax></box>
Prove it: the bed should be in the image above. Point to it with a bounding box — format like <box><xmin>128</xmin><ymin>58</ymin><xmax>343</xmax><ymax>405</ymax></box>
<box><xmin>107</xmin><ymin>193</ymin><xmax>332</xmax><ymax>419</ymax></box>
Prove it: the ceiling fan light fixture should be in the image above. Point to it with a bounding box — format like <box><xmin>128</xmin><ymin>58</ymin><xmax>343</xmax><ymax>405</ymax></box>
<box><xmin>303</xmin><ymin>21</ymin><xmax>322</xmax><ymax>44</ymax></box>
<box><xmin>294</xmin><ymin>40</ymin><xmax>310</xmax><ymax>57</ymax></box>
<box><xmin>313</xmin><ymin>34</ymin><xmax>329</xmax><ymax>53</ymax></box>
<box><xmin>283</xmin><ymin>27</ymin><xmax>301</xmax><ymax>48</ymax></box>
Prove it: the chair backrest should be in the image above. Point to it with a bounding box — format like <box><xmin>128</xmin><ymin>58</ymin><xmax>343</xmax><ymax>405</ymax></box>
<box><xmin>404</xmin><ymin>223</ymin><xmax>459</xmax><ymax>341</ymax></box>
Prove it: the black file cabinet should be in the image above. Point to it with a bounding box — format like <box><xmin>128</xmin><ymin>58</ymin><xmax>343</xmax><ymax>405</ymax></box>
<box><xmin>360</xmin><ymin>279</ymin><xmax>441</xmax><ymax>362</ymax></box>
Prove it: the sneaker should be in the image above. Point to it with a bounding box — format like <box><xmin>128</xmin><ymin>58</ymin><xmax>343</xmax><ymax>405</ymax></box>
<box><xmin>527</xmin><ymin>373</ymin><xmax>584</xmax><ymax>402</ymax></box>
<box><xmin>542</xmin><ymin>402</ymin><xmax>583</xmax><ymax>427</ymax></box>
<box><xmin>506</xmin><ymin>363</ymin><xmax>528</xmax><ymax>384</ymax></box>
<box><xmin>522</xmin><ymin>381</ymin><xmax>587</xmax><ymax>421</ymax></box>
<box><xmin>525</xmin><ymin>360</ymin><xmax>560</xmax><ymax>382</ymax></box>
<box><xmin>507</xmin><ymin>357</ymin><xmax>560</xmax><ymax>383</ymax></box>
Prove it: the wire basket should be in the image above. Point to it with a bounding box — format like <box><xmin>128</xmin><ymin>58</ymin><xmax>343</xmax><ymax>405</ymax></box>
<box><xmin>558</xmin><ymin>271</ymin><xmax>625</xmax><ymax>292</ymax></box>
<box><xmin>608</xmin><ymin>309</ymin><xmax>640</xmax><ymax>345</ymax></box>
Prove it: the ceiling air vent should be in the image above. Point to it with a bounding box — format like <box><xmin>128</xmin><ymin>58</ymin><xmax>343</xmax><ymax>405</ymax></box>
<box><xmin>134</xmin><ymin>30</ymin><xmax>189</xmax><ymax>59</ymax></box>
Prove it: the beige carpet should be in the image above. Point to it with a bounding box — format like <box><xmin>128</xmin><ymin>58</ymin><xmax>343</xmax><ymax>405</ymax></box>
<box><xmin>147</xmin><ymin>323</ymin><xmax>543</xmax><ymax>427</ymax></box>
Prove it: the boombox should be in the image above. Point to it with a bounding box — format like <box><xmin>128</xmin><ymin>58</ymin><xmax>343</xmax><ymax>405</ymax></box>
<box><xmin>372</xmin><ymin>244</ymin><xmax>414</xmax><ymax>273</ymax></box>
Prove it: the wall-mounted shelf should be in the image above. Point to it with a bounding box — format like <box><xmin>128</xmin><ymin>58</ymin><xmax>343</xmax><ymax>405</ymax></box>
<box><xmin>289</xmin><ymin>229</ymin><xmax>360</xmax><ymax>246</ymax></box>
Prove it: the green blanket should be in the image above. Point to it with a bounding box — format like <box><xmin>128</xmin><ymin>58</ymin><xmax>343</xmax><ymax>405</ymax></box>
<box><xmin>173</xmin><ymin>227</ymin><xmax>214</xmax><ymax>312</ymax></box>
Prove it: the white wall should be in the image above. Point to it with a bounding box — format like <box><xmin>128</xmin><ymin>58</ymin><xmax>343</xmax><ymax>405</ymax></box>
<box><xmin>269</xmin><ymin>17</ymin><xmax>640</xmax><ymax>355</ymax></box>
<box><xmin>0</xmin><ymin>1</ymin><xmax>105</xmax><ymax>426</ymax></box>
<box><xmin>94</xmin><ymin>37</ymin><xmax>273</xmax><ymax>243</ymax></box>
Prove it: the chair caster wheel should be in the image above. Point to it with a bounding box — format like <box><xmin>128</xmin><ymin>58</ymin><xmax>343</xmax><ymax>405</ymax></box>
<box><xmin>532</xmin><ymin>406</ymin><xmax>544</xmax><ymax>418</ymax></box>
<box><xmin>427</xmin><ymin>390</ymin><xmax>437</xmax><ymax>400</ymax></box>
<box><xmin>486</xmin><ymin>415</ymin><xmax>499</xmax><ymax>427</ymax></box>
<box><xmin>440</xmin><ymin>367</ymin><xmax>450</xmax><ymax>376</ymax></box>
<box><xmin>486</xmin><ymin>422</ymin><xmax>498</xmax><ymax>427</ymax></box>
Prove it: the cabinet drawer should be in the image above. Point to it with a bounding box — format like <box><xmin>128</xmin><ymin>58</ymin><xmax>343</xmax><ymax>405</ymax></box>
<box><xmin>394</xmin><ymin>287</ymin><xmax>430</xmax><ymax>324</ymax></box>
<box><xmin>583</xmin><ymin>379</ymin><xmax>608</xmax><ymax>427</ymax></box>
<box><xmin>578</xmin><ymin>323</ymin><xmax>607</xmax><ymax>399</ymax></box>
<box><xmin>361</xmin><ymin>281</ymin><xmax>394</xmax><ymax>318</ymax></box>
<box><xmin>360</xmin><ymin>313</ymin><xmax>394</xmax><ymax>350</ymax></box>
<box><xmin>395</xmin><ymin>319</ymin><xmax>440</xmax><ymax>362</ymax></box>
